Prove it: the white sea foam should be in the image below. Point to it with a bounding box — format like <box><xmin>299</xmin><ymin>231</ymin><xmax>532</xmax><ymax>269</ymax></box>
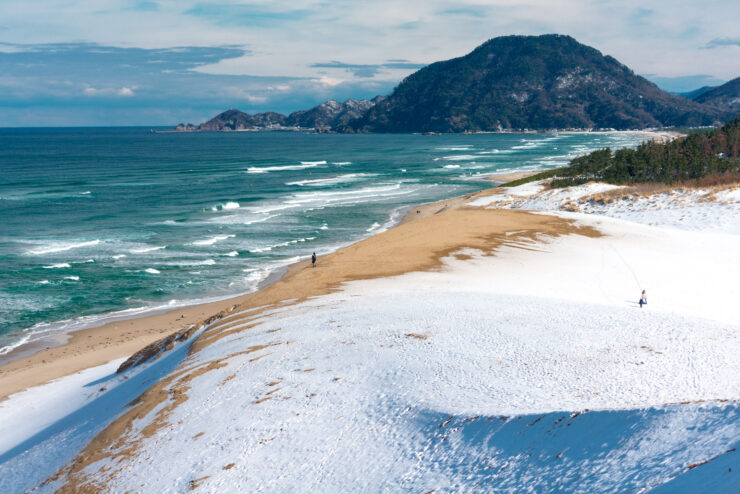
<box><xmin>366</xmin><ymin>222</ymin><xmax>381</xmax><ymax>232</ymax></box>
<box><xmin>436</xmin><ymin>154</ymin><xmax>479</xmax><ymax>161</ymax></box>
<box><xmin>192</xmin><ymin>234</ymin><xmax>235</xmax><ymax>246</ymax></box>
<box><xmin>211</xmin><ymin>201</ymin><xmax>240</xmax><ymax>211</ymax></box>
<box><xmin>443</xmin><ymin>164</ymin><xmax>461</xmax><ymax>169</ymax></box>
<box><xmin>27</xmin><ymin>239</ymin><xmax>101</xmax><ymax>255</ymax></box>
<box><xmin>285</xmin><ymin>173</ymin><xmax>376</xmax><ymax>187</ymax></box>
<box><xmin>144</xmin><ymin>268</ymin><xmax>160</xmax><ymax>274</ymax></box>
<box><xmin>177</xmin><ymin>259</ymin><xmax>216</xmax><ymax>266</ymax></box>
<box><xmin>37</xmin><ymin>280</ymin><xmax>50</xmax><ymax>285</ymax></box>
<box><xmin>43</xmin><ymin>263</ymin><xmax>71</xmax><ymax>269</ymax></box>
<box><xmin>224</xmin><ymin>251</ymin><xmax>239</xmax><ymax>257</ymax></box>
<box><xmin>246</xmin><ymin>163</ymin><xmax>322</xmax><ymax>174</ymax></box>
<box><xmin>300</xmin><ymin>160</ymin><xmax>327</xmax><ymax>165</ymax></box>
<box><xmin>332</xmin><ymin>161</ymin><xmax>352</xmax><ymax>165</ymax></box>
<box><xmin>64</xmin><ymin>275</ymin><xmax>79</xmax><ymax>281</ymax></box>
<box><xmin>130</xmin><ymin>246</ymin><xmax>166</xmax><ymax>254</ymax></box>
<box><xmin>112</xmin><ymin>254</ymin><xmax>127</xmax><ymax>260</ymax></box>
<box><xmin>249</xmin><ymin>236</ymin><xmax>317</xmax><ymax>254</ymax></box>
<box><xmin>435</xmin><ymin>146</ymin><xmax>473</xmax><ymax>151</ymax></box>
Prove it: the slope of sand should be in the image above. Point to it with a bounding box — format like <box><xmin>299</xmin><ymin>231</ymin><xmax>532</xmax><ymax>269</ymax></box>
<box><xmin>5</xmin><ymin>203</ymin><xmax>736</xmax><ymax>493</ymax></box>
<box><xmin>0</xmin><ymin>203</ymin><xmax>580</xmax><ymax>401</ymax></box>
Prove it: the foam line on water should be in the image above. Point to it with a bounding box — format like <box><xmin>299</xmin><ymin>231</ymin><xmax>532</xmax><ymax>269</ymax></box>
<box><xmin>130</xmin><ymin>246</ymin><xmax>166</xmax><ymax>254</ymax></box>
<box><xmin>191</xmin><ymin>235</ymin><xmax>235</xmax><ymax>246</ymax></box>
<box><xmin>246</xmin><ymin>163</ymin><xmax>323</xmax><ymax>174</ymax></box>
<box><xmin>27</xmin><ymin>239</ymin><xmax>101</xmax><ymax>255</ymax></box>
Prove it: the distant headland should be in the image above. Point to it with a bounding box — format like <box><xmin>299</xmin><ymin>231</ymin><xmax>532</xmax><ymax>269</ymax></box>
<box><xmin>174</xmin><ymin>34</ymin><xmax>739</xmax><ymax>134</ymax></box>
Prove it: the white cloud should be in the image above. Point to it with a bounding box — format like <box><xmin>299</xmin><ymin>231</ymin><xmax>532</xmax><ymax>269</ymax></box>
<box><xmin>0</xmin><ymin>1</ymin><xmax>737</xmax><ymax>80</ymax></box>
<box><xmin>314</xmin><ymin>76</ymin><xmax>344</xmax><ymax>87</ymax></box>
<box><xmin>83</xmin><ymin>85</ymin><xmax>137</xmax><ymax>97</ymax></box>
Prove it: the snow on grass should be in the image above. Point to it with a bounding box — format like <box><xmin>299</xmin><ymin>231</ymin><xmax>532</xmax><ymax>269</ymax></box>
<box><xmin>470</xmin><ymin>181</ymin><xmax>740</xmax><ymax>234</ymax></box>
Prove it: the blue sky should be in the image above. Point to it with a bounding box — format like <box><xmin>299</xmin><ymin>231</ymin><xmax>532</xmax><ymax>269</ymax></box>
<box><xmin>0</xmin><ymin>0</ymin><xmax>738</xmax><ymax>126</ymax></box>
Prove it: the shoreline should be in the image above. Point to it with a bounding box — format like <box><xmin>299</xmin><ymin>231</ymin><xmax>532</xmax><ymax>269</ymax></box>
<box><xmin>0</xmin><ymin>129</ymin><xmax>668</xmax><ymax>401</ymax></box>
<box><xmin>0</xmin><ymin>187</ymin><xmax>494</xmax><ymax>401</ymax></box>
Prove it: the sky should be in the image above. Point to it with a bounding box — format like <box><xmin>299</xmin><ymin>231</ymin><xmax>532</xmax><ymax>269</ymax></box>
<box><xmin>0</xmin><ymin>0</ymin><xmax>738</xmax><ymax>126</ymax></box>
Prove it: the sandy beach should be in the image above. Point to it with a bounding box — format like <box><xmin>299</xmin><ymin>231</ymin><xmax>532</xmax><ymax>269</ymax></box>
<box><xmin>1</xmin><ymin>174</ymin><xmax>738</xmax><ymax>492</ymax></box>
<box><xmin>0</xmin><ymin>130</ymin><xmax>680</xmax><ymax>404</ymax></box>
<box><xmin>0</xmin><ymin>184</ymin><xmax>569</xmax><ymax>401</ymax></box>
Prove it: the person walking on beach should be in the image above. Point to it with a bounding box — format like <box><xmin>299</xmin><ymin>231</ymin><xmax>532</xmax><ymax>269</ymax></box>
<box><xmin>311</xmin><ymin>252</ymin><xmax>317</xmax><ymax>268</ymax></box>
<box><xmin>639</xmin><ymin>290</ymin><xmax>647</xmax><ymax>308</ymax></box>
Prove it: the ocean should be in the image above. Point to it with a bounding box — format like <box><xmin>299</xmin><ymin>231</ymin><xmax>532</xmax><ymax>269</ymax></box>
<box><xmin>0</xmin><ymin>128</ymin><xmax>646</xmax><ymax>355</ymax></box>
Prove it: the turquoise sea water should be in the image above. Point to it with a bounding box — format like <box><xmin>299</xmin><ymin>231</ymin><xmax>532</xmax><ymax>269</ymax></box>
<box><xmin>0</xmin><ymin>128</ymin><xmax>646</xmax><ymax>354</ymax></box>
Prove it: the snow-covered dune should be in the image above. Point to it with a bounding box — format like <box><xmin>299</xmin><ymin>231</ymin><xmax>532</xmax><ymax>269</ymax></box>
<box><xmin>1</xmin><ymin>188</ymin><xmax>738</xmax><ymax>492</ymax></box>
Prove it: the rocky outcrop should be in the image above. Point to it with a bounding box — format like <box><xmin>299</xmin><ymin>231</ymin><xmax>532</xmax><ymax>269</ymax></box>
<box><xmin>286</xmin><ymin>97</ymin><xmax>385</xmax><ymax>130</ymax></box>
<box><xmin>183</xmin><ymin>97</ymin><xmax>384</xmax><ymax>132</ymax></box>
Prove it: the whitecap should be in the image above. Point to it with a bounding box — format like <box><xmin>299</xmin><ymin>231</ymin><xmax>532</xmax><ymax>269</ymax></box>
<box><xmin>366</xmin><ymin>222</ymin><xmax>381</xmax><ymax>232</ymax></box>
<box><xmin>285</xmin><ymin>173</ymin><xmax>375</xmax><ymax>187</ymax></box>
<box><xmin>64</xmin><ymin>275</ymin><xmax>79</xmax><ymax>281</ymax></box>
<box><xmin>246</xmin><ymin>163</ymin><xmax>322</xmax><ymax>174</ymax></box>
<box><xmin>38</xmin><ymin>280</ymin><xmax>50</xmax><ymax>285</ymax></box>
<box><xmin>130</xmin><ymin>245</ymin><xmax>166</xmax><ymax>254</ymax></box>
<box><xmin>332</xmin><ymin>161</ymin><xmax>352</xmax><ymax>165</ymax></box>
<box><xmin>443</xmin><ymin>164</ymin><xmax>461</xmax><ymax>169</ymax></box>
<box><xmin>300</xmin><ymin>160</ymin><xmax>327</xmax><ymax>165</ymax></box>
<box><xmin>224</xmin><ymin>251</ymin><xmax>239</xmax><ymax>257</ymax></box>
<box><xmin>144</xmin><ymin>268</ymin><xmax>160</xmax><ymax>274</ymax></box>
<box><xmin>192</xmin><ymin>234</ymin><xmax>235</xmax><ymax>246</ymax></box>
<box><xmin>112</xmin><ymin>254</ymin><xmax>127</xmax><ymax>260</ymax></box>
<box><xmin>43</xmin><ymin>263</ymin><xmax>71</xmax><ymax>269</ymax></box>
<box><xmin>178</xmin><ymin>259</ymin><xmax>216</xmax><ymax>266</ymax></box>
<box><xmin>28</xmin><ymin>239</ymin><xmax>101</xmax><ymax>255</ymax></box>
<box><xmin>211</xmin><ymin>201</ymin><xmax>240</xmax><ymax>211</ymax></box>
<box><xmin>248</xmin><ymin>236</ymin><xmax>317</xmax><ymax>254</ymax></box>
<box><xmin>441</xmin><ymin>154</ymin><xmax>479</xmax><ymax>161</ymax></box>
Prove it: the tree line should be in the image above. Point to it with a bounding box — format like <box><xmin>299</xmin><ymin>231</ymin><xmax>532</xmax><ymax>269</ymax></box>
<box><xmin>505</xmin><ymin>117</ymin><xmax>740</xmax><ymax>187</ymax></box>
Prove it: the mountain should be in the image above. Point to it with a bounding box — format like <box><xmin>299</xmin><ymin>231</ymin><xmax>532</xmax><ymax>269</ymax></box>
<box><xmin>287</xmin><ymin>97</ymin><xmax>384</xmax><ymax>129</ymax></box>
<box><xmin>340</xmin><ymin>34</ymin><xmax>721</xmax><ymax>133</ymax></box>
<box><xmin>677</xmin><ymin>86</ymin><xmax>717</xmax><ymax>101</ymax></box>
<box><xmin>694</xmin><ymin>77</ymin><xmax>740</xmax><ymax>115</ymax></box>
<box><xmin>180</xmin><ymin>98</ymin><xmax>384</xmax><ymax>132</ymax></box>
<box><xmin>195</xmin><ymin>109</ymin><xmax>287</xmax><ymax>131</ymax></box>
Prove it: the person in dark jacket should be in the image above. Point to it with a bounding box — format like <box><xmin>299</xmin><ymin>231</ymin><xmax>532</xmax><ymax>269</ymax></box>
<box><xmin>639</xmin><ymin>290</ymin><xmax>647</xmax><ymax>308</ymax></box>
<box><xmin>311</xmin><ymin>252</ymin><xmax>317</xmax><ymax>268</ymax></box>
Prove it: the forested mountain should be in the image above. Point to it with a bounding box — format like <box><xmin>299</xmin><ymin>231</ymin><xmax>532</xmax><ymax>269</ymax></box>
<box><xmin>341</xmin><ymin>35</ymin><xmax>720</xmax><ymax>133</ymax></box>
<box><xmin>179</xmin><ymin>35</ymin><xmax>733</xmax><ymax>134</ymax></box>
<box><xmin>694</xmin><ymin>77</ymin><xmax>740</xmax><ymax>115</ymax></box>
